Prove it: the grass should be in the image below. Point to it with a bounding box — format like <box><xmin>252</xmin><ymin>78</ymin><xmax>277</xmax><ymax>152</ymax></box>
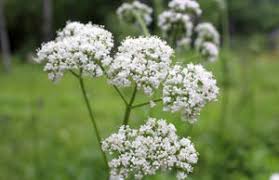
<box><xmin>0</xmin><ymin>51</ymin><xmax>278</xmax><ymax>180</ymax></box>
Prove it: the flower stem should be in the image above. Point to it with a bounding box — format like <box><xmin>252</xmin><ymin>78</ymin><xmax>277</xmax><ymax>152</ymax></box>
<box><xmin>132</xmin><ymin>98</ymin><xmax>162</xmax><ymax>109</ymax></box>
<box><xmin>133</xmin><ymin>11</ymin><xmax>150</xmax><ymax>36</ymax></box>
<box><xmin>99</xmin><ymin>65</ymin><xmax>128</xmax><ymax>105</ymax></box>
<box><xmin>219</xmin><ymin>0</ymin><xmax>230</xmax><ymax>127</ymax></box>
<box><xmin>77</xmin><ymin>74</ymin><xmax>109</xmax><ymax>172</ymax></box>
<box><xmin>123</xmin><ymin>85</ymin><xmax>138</xmax><ymax>125</ymax></box>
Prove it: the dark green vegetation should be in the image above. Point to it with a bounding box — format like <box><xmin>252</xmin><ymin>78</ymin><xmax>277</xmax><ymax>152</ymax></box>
<box><xmin>1</xmin><ymin>0</ymin><xmax>279</xmax><ymax>179</ymax></box>
<box><xmin>0</xmin><ymin>51</ymin><xmax>278</xmax><ymax>179</ymax></box>
<box><xmin>3</xmin><ymin>0</ymin><xmax>279</xmax><ymax>54</ymax></box>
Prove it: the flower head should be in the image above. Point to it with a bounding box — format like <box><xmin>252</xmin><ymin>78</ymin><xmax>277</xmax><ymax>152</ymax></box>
<box><xmin>36</xmin><ymin>21</ymin><xmax>113</xmax><ymax>82</ymax></box>
<box><xmin>158</xmin><ymin>10</ymin><xmax>193</xmax><ymax>47</ymax></box>
<box><xmin>117</xmin><ymin>1</ymin><xmax>153</xmax><ymax>26</ymax></box>
<box><xmin>168</xmin><ymin>0</ymin><xmax>202</xmax><ymax>16</ymax></box>
<box><xmin>108</xmin><ymin>36</ymin><xmax>174</xmax><ymax>95</ymax></box>
<box><xmin>102</xmin><ymin>117</ymin><xmax>198</xmax><ymax>180</ymax></box>
<box><xmin>200</xmin><ymin>42</ymin><xmax>219</xmax><ymax>62</ymax></box>
<box><xmin>195</xmin><ymin>22</ymin><xmax>220</xmax><ymax>62</ymax></box>
<box><xmin>163</xmin><ymin>64</ymin><xmax>219</xmax><ymax>123</ymax></box>
<box><xmin>270</xmin><ymin>173</ymin><xmax>279</xmax><ymax>180</ymax></box>
<box><xmin>195</xmin><ymin>22</ymin><xmax>220</xmax><ymax>48</ymax></box>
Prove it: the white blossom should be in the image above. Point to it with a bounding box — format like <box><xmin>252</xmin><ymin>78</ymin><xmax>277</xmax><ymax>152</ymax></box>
<box><xmin>102</xmin><ymin>118</ymin><xmax>198</xmax><ymax>180</ymax></box>
<box><xmin>36</xmin><ymin>21</ymin><xmax>113</xmax><ymax>82</ymax></box>
<box><xmin>117</xmin><ymin>1</ymin><xmax>153</xmax><ymax>25</ymax></box>
<box><xmin>168</xmin><ymin>0</ymin><xmax>202</xmax><ymax>16</ymax></box>
<box><xmin>158</xmin><ymin>10</ymin><xmax>193</xmax><ymax>48</ymax></box>
<box><xmin>195</xmin><ymin>22</ymin><xmax>220</xmax><ymax>49</ymax></box>
<box><xmin>110</xmin><ymin>175</ymin><xmax>124</xmax><ymax>180</ymax></box>
<box><xmin>270</xmin><ymin>173</ymin><xmax>279</xmax><ymax>180</ymax></box>
<box><xmin>108</xmin><ymin>36</ymin><xmax>174</xmax><ymax>96</ymax></box>
<box><xmin>195</xmin><ymin>22</ymin><xmax>220</xmax><ymax>62</ymax></box>
<box><xmin>163</xmin><ymin>64</ymin><xmax>219</xmax><ymax>123</ymax></box>
<box><xmin>200</xmin><ymin>42</ymin><xmax>219</xmax><ymax>62</ymax></box>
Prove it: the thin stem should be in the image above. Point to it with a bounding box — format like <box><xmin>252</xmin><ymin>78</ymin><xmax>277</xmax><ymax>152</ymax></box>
<box><xmin>99</xmin><ymin>65</ymin><xmax>128</xmax><ymax>105</ymax></box>
<box><xmin>222</xmin><ymin>0</ymin><xmax>230</xmax><ymax>49</ymax></box>
<box><xmin>133</xmin><ymin>11</ymin><xmax>150</xmax><ymax>36</ymax></box>
<box><xmin>219</xmin><ymin>0</ymin><xmax>230</xmax><ymax>128</ymax></box>
<box><xmin>77</xmin><ymin>74</ymin><xmax>109</xmax><ymax>171</ymax></box>
<box><xmin>132</xmin><ymin>98</ymin><xmax>162</xmax><ymax>109</ymax></box>
<box><xmin>123</xmin><ymin>85</ymin><xmax>138</xmax><ymax>125</ymax></box>
<box><xmin>112</xmin><ymin>85</ymin><xmax>128</xmax><ymax>105</ymax></box>
<box><xmin>70</xmin><ymin>70</ymin><xmax>79</xmax><ymax>78</ymax></box>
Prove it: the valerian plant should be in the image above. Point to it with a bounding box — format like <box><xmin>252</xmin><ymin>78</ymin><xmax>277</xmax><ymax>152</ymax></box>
<box><xmin>35</xmin><ymin>0</ymin><xmax>220</xmax><ymax>179</ymax></box>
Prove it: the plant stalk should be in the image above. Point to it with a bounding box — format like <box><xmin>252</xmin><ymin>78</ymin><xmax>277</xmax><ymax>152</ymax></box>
<box><xmin>123</xmin><ymin>85</ymin><xmax>138</xmax><ymax>125</ymax></box>
<box><xmin>133</xmin><ymin>11</ymin><xmax>150</xmax><ymax>36</ymax></box>
<box><xmin>78</xmin><ymin>75</ymin><xmax>109</xmax><ymax>171</ymax></box>
<box><xmin>132</xmin><ymin>98</ymin><xmax>162</xmax><ymax>109</ymax></box>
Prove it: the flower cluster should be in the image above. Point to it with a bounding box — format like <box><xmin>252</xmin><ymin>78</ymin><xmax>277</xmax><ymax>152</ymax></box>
<box><xmin>168</xmin><ymin>0</ymin><xmax>202</xmax><ymax>16</ymax></box>
<box><xmin>108</xmin><ymin>36</ymin><xmax>174</xmax><ymax>95</ymax></box>
<box><xmin>116</xmin><ymin>1</ymin><xmax>153</xmax><ymax>26</ymax></box>
<box><xmin>200</xmin><ymin>42</ymin><xmax>219</xmax><ymax>62</ymax></box>
<box><xmin>158</xmin><ymin>11</ymin><xmax>193</xmax><ymax>47</ymax></box>
<box><xmin>270</xmin><ymin>173</ymin><xmax>279</xmax><ymax>180</ymax></box>
<box><xmin>163</xmin><ymin>64</ymin><xmax>219</xmax><ymax>123</ymax></box>
<box><xmin>195</xmin><ymin>22</ymin><xmax>220</xmax><ymax>62</ymax></box>
<box><xmin>36</xmin><ymin>21</ymin><xmax>113</xmax><ymax>82</ymax></box>
<box><xmin>158</xmin><ymin>0</ymin><xmax>202</xmax><ymax>48</ymax></box>
<box><xmin>102</xmin><ymin>118</ymin><xmax>198</xmax><ymax>180</ymax></box>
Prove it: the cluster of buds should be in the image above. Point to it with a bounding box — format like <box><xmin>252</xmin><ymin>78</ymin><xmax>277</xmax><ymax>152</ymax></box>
<box><xmin>158</xmin><ymin>0</ymin><xmax>201</xmax><ymax>49</ymax></box>
<box><xmin>117</xmin><ymin>1</ymin><xmax>153</xmax><ymax>26</ymax></box>
<box><xmin>36</xmin><ymin>22</ymin><xmax>113</xmax><ymax>82</ymax></box>
<box><xmin>195</xmin><ymin>23</ymin><xmax>220</xmax><ymax>62</ymax></box>
<box><xmin>102</xmin><ymin>118</ymin><xmax>198</xmax><ymax>180</ymax></box>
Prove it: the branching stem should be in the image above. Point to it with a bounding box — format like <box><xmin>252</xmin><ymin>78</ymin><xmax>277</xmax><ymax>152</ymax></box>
<box><xmin>123</xmin><ymin>85</ymin><xmax>138</xmax><ymax>125</ymax></box>
<box><xmin>73</xmin><ymin>72</ymin><xmax>109</xmax><ymax>172</ymax></box>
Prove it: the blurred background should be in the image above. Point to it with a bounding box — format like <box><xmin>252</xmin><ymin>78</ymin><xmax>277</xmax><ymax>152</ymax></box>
<box><xmin>0</xmin><ymin>0</ymin><xmax>278</xmax><ymax>179</ymax></box>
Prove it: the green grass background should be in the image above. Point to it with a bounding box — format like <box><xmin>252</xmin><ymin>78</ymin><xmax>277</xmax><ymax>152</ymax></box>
<box><xmin>0</xmin><ymin>51</ymin><xmax>278</xmax><ymax>180</ymax></box>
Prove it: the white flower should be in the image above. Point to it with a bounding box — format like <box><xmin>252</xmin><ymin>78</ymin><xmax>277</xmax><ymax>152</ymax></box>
<box><xmin>200</xmin><ymin>42</ymin><xmax>219</xmax><ymax>62</ymax></box>
<box><xmin>110</xmin><ymin>175</ymin><xmax>124</xmax><ymax>180</ymax></box>
<box><xmin>108</xmin><ymin>36</ymin><xmax>174</xmax><ymax>96</ymax></box>
<box><xmin>168</xmin><ymin>0</ymin><xmax>202</xmax><ymax>16</ymax></box>
<box><xmin>36</xmin><ymin>21</ymin><xmax>113</xmax><ymax>82</ymax></box>
<box><xmin>195</xmin><ymin>22</ymin><xmax>220</xmax><ymax>49</ymax></box>
<box><xmin>195</xmin><ymin>22</ymin><xmax>220</xmax><ymax>62</ymax></box>
<box><xmin>117</xmin><ymin>1</ymin><xmax>153</xmax><ymax>25</ymax></box>
<box><xmin>158</xmin><ymin>10</ymin><xmax>193</xmax><ymax>46</ymax></box>
<box><xmin>270</xmin><ymin>173</ymin><xmax>279</xmax><ymax>180</ymax></box>
<box><xmin>163</xmin><ymin>64</ymin><xmax>219</xmax><ymax>123</ymax></box>
<box><xmin>102</xmin><ymin>118</ymin><xmax>198</xmax><ymax>180</ymax></box>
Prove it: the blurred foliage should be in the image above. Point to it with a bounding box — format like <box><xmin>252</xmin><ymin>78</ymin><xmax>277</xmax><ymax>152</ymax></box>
<box><xmin>3</xmin><ymin>0</ymin><xmax>279</xmax><ymax>54</ymax></box>
<box><xmin>0</xmin><ymin>51</ymin><xmax>278</xmax><ymax>179</ymax></box>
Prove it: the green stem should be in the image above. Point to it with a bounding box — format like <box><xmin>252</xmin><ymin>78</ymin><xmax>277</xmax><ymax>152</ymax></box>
<box><xmin>133</xmin><ymin>11</ymin><xmax>150</xmax><ymax>36</ymax></box>
<box><xmin>77</xmin><ymin>74</ymin><xmax>109</xmax><ymax>172</ymax></box>
<box><xmin>222</xmin><ymin>0</ymin><xmax>230</xmax><ymax>49</ymax></box>
<box><xmin>219</xmin><ymin>0</ymin><xmax>230</xmax><ymax>128</ymax></box>
<box><xmin>123</xmin><ymin>85</ymin><xmax>138</xmax><ymax>125</ymax></box>
<box><xmin>132</xmin><ymin>98</ymin><xmax>162</xmax><ymax>109</ymax></box>
<box><xmin>99</xmin><ymin>65</ymin><xmax>128</xmax><ymax>105</ymax></box>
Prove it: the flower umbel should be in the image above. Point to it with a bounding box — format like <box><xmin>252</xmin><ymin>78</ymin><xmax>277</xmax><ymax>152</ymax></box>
<box><xmin>163</xmin><ymin>64</ymin><xmax>219</xmax><ymax>123</ymax></box>
<box><xmin>158</xmin><ymin>10</ymin><xmax>193</xmax><ymax>47</ymax></box>
<box><xmin>102</xmin><ymin>118</ymin><xmax>198</xmax><ymax>180</ymax></box>
<box><xmin>108</xmin><ymin>36</ymin><xmax>174</xmax><ymax>96</ymax></box>
<box><xmin>270</xmin><ymin>173</ymin><xmax>279</xmax><ymax>180</ymax></box>
<box><xmin>36</xmin><ymin>21</ymin><xmax>113</xmax><ymax>82</ymax></box>
<box><xmin>117</xmin><ymin>1</ymin><xmax>153</xmax><ymax>26</ymax></box>
<box><xmin>168</xmin><ymin>0</ymin><xmax>202</xmax><ymax>17</ymax></box>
